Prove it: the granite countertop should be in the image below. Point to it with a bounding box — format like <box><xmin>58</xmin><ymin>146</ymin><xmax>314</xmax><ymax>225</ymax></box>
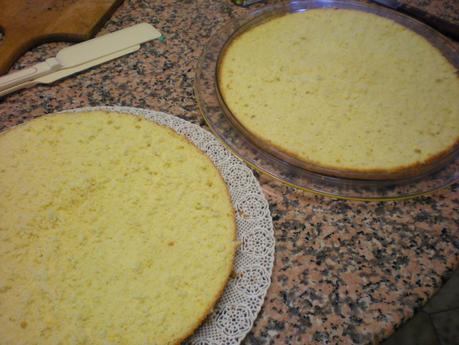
<box><xmin>0</xmin><ymin>0</ymin><xmax>458</xmax><ymax>344</ymax></box>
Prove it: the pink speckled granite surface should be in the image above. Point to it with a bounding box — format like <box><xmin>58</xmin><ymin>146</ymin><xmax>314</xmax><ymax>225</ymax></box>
<box><xmin>0</xmin><ymin>1</ymin><xmax>458</xmax><ymax>344</ymax></box>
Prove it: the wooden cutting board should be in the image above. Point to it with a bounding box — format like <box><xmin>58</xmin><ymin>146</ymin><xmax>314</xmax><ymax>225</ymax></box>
<box><xmin>0</xmin><ymin>0</ymin><xmax>124</xmax><ymax>75</ymax></box>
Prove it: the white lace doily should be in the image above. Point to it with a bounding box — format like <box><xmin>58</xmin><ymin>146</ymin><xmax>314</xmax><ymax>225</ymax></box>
<box><xmin>67</xmin><ymin>106</ymin><xmax>275</xmax><ymax>344</ymax></box>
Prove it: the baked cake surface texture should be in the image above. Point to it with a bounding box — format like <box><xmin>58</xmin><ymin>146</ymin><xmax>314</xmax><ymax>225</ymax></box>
<box><xmin>0</xmin><ymin>111</ymin><xmax>237</xmax><ymax>345</ymax></box>
<box><xmin>219</xmin><ymin>9</ymin><xmax>459</xmax><ymax>178</ymax></box>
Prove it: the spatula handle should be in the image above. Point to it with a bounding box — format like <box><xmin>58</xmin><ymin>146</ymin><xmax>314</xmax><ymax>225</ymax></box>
<box><xmin>0</xmin><ymin>58</ymin><xmax>59</xmax><ymax>93</ymax></box>
<box><xmin>0</xmin><ymin>80</ymin><xmax>37</xmax><ymax>98</ymax></box>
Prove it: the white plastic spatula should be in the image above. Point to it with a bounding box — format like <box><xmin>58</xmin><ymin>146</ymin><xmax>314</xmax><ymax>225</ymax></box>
<box><xmin>0</xmin><ymin>23</ymin><xmax>161</xmax><ymax>96</ymax></box>
<box><xmin>0</xmin><ymin>46</ymin><xmax>140</xmax><ymax>97</ymax></box>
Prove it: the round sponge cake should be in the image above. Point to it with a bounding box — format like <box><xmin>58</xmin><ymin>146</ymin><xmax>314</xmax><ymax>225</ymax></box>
<box><xmin>219</xmin><ymin>9</ymin><xmax>459</xmax><ymax>179</ymax></box>
<box><xmin>0</xmin><ymin>111</ymin><xmax>237</xmax><ymax>345</ymax></box>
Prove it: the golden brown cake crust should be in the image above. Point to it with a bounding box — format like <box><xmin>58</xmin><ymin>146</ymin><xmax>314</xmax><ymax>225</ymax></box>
<box><xmin>172</xmin><ymin>192</ymin><xmax>237</xmax><ymax>345</ymax></box>
<box><xmin>226</xmin><ymin>123</ymin><xmax>459</xmax><ymax>180</ymax></box>
<box><xmin>0</xmin><ymin>111</ymin><xmax>237</xmax><ymax>344</ymax></box>
<box><xmin>217</xmin><ymin>10</ymin><xmax>459</xmax><ymax>180</ymax></box>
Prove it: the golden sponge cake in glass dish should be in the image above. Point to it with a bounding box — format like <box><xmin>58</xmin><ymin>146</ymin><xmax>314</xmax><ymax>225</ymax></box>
<box><xmin>218</xmin><ymin>9</ymin><xmax>459</xmax><ymax>180</ymax></box>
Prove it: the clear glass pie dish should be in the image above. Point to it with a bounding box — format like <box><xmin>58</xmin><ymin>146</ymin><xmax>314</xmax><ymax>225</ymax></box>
<box><xmin>194</xmin><ymin>0</ymin><xmax>459</xmax><ymax>201</ymax></box>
